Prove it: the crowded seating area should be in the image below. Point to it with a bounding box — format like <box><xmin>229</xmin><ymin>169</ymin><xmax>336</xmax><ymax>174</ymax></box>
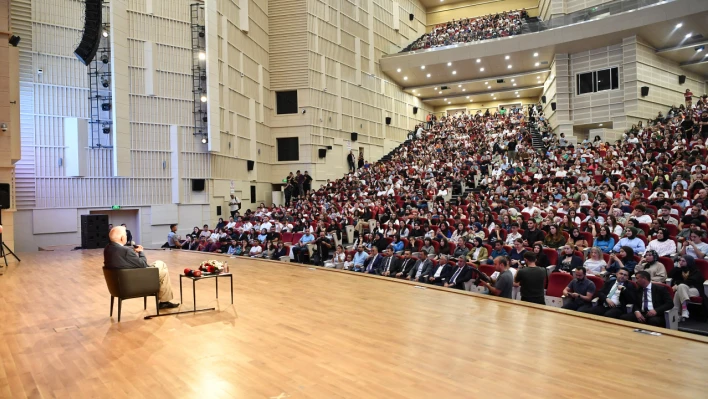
<box><xmin>403</xmin><ymin>9</ymin><xmax>530</xmax><ymax>52</ymax></box>
<box><xmin>172</xmin><ymin>96</ymin><xmax>708</xmax><ymax>328</ymax></box>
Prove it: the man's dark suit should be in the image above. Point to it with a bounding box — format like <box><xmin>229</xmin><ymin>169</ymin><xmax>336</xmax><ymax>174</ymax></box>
<box><xmin>104</xmin><ymin>242</ymin><xmax>148</xmax><ymax>269</ymax></box>
<box><xmin>581</xmin><ymin>280</ymin><xmax>635</xmax><ymax>319</ymax></box>
<box><xmin>428</xmin><ymin>264</ymin><xmax>453</xmax><ymax>286</ymax></box>
<box><xmin>397</xmin><ymin>257</ymin><xmax>416</xmax><ymax>278</ymax></box>
<box><xmin>620</xmin><ymin>283</ymin><xmax>673</xmax><ymax>327</ymax></box>
<box><xmin>408</xmin><ymin>259</ymin><xmax>433</xmax><ymax>282</ymax></box>
<box><xmin>447</xmin><ymin>265</ymin><xmax>473</xmax><ymax>289</ymax></box>
<box><xmin>521</xmin><ymin>229</ymin><xmax>545</xmax><ymax>245</ymax></box>
<box><xmin>381</xmin><ymin>255</ymin><xmax>400</xmax><ymax>276</ymax></box>
<box><xmin>364</xmin><ymin>254</ymin><xmax>384</xmax><ymax>274</ymax></box>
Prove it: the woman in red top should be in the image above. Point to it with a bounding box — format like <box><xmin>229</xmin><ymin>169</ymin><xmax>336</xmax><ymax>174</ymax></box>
<box><xmin>685</xmin><ymin>89</ymin><xmax>694</xmax><ymax>108</ymax></box>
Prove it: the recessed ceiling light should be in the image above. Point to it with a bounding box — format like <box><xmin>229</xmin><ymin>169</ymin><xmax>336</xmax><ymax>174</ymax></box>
<box><xmin>434</xmin><ymin>87</ymin><xmax>438</xmax><ymax>90</ymax></box>
<box><xmin>466</xmin><ymin>96</ymin><xmax>470</xmax><ymax>98</ymax></box>
<box><xmin>480</xmin><ymin>68</ymin><xmax>485</xmax><ymax>72</ymax></box>
<box><xmin>397</xmin><ymin>68</ymin><xmax>401</xmax><ymax>72</ymax></box>
<box><xmin>511</xmin><ymin>79</ymin><xmax>515</xmax><ymax>82</ymax></box>
<box><xmin>458</xmin><ymin>85</ymin><xmax>461</xmax><ymax>87</ymax></box>
<box><xmin>516</xmin><ymin>95</ymin><xmax>520</xmax><ymax>98</ymax></box>
<box><xmin>685</xmin><ymin>33</ymin><xmax>692</xmax><ymax>38</ymax></box>
<box><xmin>513</xmin><ymin>83</ymin><xmax>517</xmax><ymax>86</ymax></box>
<box><xmin>417</xmin><ymin>93</ymin><xmax>420</xmax><ymax>96</ymax></box>
<box><xmin>447</xmin><ymin>62</ymin><xmax>452</xmax><ymax>66</ymax></box>
<box><xmin>535</xmin><ymin>62</ymin><xmax>540</xmax><ymax>67</ymax></box>
<box><xmin>537</xmin><ymin>76</ymin><xmax>541</xmax><ymax>79</ymax></box>
<box><xmin>448</xmin><ymin>101</ymin><xmax>451</xmax><ymax>104</ymax></box>
<box><xmin>676</xmin><ymin>23</ymin><xmax>683</xmax><ymax>28</ymax></box>
<box><xmin>444</xmin><ymin>98</ymin><xmax>447</xmax><ymax>101</ymax></box>
<box><xmin>470</xmin><ymin>100</ymin><xmax>473</xmax><ymax>103</ymax></box>
<box><xmin>403</xmin><ymin>76</ymin><xmax>408</xmax><ymax>80</ymax></box>
<box><xmin>439</xmin><ymin>91</ymin><xmax>442</xmax><ymax>94</ymax></box>
<box><xmin>427</xmin><ymin>73</ymin><xmax>431</xmax><ymax>77</ymax></box>
<box><xmin>508</xmin><ymin>65</ymin><xmax>512</xmax><ymax>69</ymax></box>
<box><xmin>599</xmin><ymin>123</ymin><xmax>603</xmax><ymax>126</ymax></box>
<box><xmin>515</xmin><ymin>91</ymin><xmax>518</xmax><ymax>94</ymax></box>
<box><xmin>505</xmin><ymin>55</ymin><xmax>510</xmax><ymax>60</ymax></box>
<box><xmin>421</xmin><ymin>65</ymin><xmax>425</xmax><ymax>69</ymax></box>
<box><xmin>484</xmin><ymin>81</ymin><xmax>488</xmax><ymax>84</ymax></box>
<box><xmin>462</xmin><ymin>89</ymin><xmax>465</xmax><ymax>91</ymax></box>
<box><xmin>476</xmin><ymin>59</ymin><xmax>481</xmax><ymax>63</ymax></box>
<box><xmin>533</xmin><ymin>52</ymin><xmax>539</xmax><ymax>57</ymax></box>
<box><xmin>452</xmin><ymin>71</ymin><xmax>456</xmax><ymax>74</ymax></box>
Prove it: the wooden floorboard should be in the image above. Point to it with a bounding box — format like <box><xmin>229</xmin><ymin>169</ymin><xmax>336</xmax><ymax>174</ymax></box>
<box><xmin>0</xmin><ymin>249</ymin><xmax>706</xmax><ymax>399</ymax></box>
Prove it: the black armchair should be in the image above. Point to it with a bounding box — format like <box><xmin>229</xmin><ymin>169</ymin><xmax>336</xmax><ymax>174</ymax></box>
<box><xmin>103</xmin><ymin>267</ymin><xmax>160</xmax><ymax>322</ymax></box>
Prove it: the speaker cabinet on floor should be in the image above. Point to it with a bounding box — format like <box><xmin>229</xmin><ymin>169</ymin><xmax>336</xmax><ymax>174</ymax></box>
<box><xmin>74</xmin><ymin>0</ymin><xmax>103</xmax><ymax>65</ymax></box>
<box><xmin>81</xmin><ymin>214</ymin><xmax>109</xmax><ymax>249</ymax></box>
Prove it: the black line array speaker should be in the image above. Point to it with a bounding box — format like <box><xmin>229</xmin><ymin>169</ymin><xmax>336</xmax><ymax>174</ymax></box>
<box><xmin>74</xmin><ymin>0</ymin><xmax>103</xmax><ymax>65</ymax></box>
<box><xmin>192</xmin><ymin>179</ymin><xmax>205</xmax><ymax>191</ymax></box>
<box><xmin>385</xmin><ymin>117</ymin><xmax>391</xmax><ymax>125</ymax></box>
<box><xmin>247</xmin><ymin>160</ymin><xmax>255</xmax><ymax>171</ymax></box>
<box><xmin>409</xmin><ymin>13</ymin><xmax>414</xmax><ymax>21</ymax></box>
<box><xmin>413</xmin><ymin>106</ymin><xmax>418</xmax><ymax>115</ymax></box>
<box><xmin>351</xmin><ymin>132</ymin><xmax>358</xmax><ymax>141</ymax></box>
<box><xmin>551</xmin><ymin>102</ymin><xmax>557</xmax><ymax>111</ymax></box>
<box><xmin>679</xmin><ymin>75</ymin><xmax>686</xmax><ymax>85</ymax></box>
<box><xmin>81</xmin><ymin>214</ymin><xmax>109</xmax><ymax>249</ymax></box>
<box><xmin>641</xmin><ymin>86</ymin><xmax>649</xmax><ymax>97</ymax></box>
<box><xmin>496</xmin><ymin>79</ymin><xmax>504</xmax><ymax>84</ymax></box>
<box><xmin>0</xmin><ymin>183</ymin><xmax>10</xmax><ymax>209</ymax></box>
<box><xmin>541</xmin><ymin>95</ymin><xmax>547</xmax><ymax>104</ymax></box>
<box><xmin>318</xmin><ymin>148</ymin><xmax>327</xmax><ymax>158</ymax></box>
<box><xmin>326</xmin><ymin>145</ymin><xmax>333</xmax><ymax>150</ymax></box>
<box><xmin>216</xmin><ymin>205</ymin><xmax>222</xmax><ymax>216</ymax></box>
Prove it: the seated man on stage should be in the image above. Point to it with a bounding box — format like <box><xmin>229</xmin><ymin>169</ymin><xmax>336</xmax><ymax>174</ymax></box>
<box><xmin>104</xmin><ymin>226</ymin><xmax>179</xmax><ymax>309</ymax></box>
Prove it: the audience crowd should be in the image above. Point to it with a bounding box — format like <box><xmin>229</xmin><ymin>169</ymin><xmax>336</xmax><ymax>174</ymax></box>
<box><xmin>168</xmin><ymin>94</ymin><xmax>708</xmax><ymax>327</ymax></box>
<box><xmin>404</xmin><ymin>9</ymin><xmax>529</xmax><ymax>52</ymax></box>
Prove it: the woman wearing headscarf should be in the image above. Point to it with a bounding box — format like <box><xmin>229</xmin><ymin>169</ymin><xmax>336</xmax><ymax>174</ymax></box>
<box><xmin>634</xmin><ymin>249</ymin><xmax>667</xmax><ymax>283</ymax></box>
<box><xmin>567</xmin><ymin>228</ymin><xmax>589</xmax><ymax>252</ymax></box>
<box><xmin>669</xmin><ymin>255</ymin><xmax>704</xmax><ymax>320</ymax></box>
<box><xmin>612</xmin><ymin>227</ymin><xmax>646</xmax><ymax>254</ymax></box>
<box><xmin>466</xmin><ymin>237</ymin><xmax>488</xmax><ymax>264</ymax></box>
<box><xmin>606</xmin><ymin>246</ymin><xmax>638</xmax><ymax>278</ymax></box>
<box><xmin>644</xmin><ymin>227</ymin><xmax>677</xmax><ymax>257</ymax></box>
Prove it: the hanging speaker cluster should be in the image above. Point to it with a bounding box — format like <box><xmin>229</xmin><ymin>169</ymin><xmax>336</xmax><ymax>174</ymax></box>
<box><xmin>74</xmin><ymin>0</ymin><xmax>104</xmax><ymax>65</ymax></box>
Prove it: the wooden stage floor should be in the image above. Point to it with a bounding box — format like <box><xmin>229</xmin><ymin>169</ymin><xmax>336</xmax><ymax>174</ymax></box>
<box><xmin>0</xmin><ymin>249</ymin><xmax>707</xmax><ymax>399</ymax></box>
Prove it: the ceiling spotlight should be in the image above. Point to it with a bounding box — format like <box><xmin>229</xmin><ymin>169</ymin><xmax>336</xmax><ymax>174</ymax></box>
<box><xmin>535</xmin><ymin>62</ymin><xmax>540</xmax><ymax>67</ymax></box>
<box><xmin>452</xmin><ymin>71</ymin><xmax>456</xmax><ymax>74</ymax></box>
<box><xmin>427</xmin><ymin>73</ymin><xmax>431</xmax><ymax>77</ymax></box>
<box><xmin>102</xmin><ymin>30</ymin><xmax>109</xmax><ymax>38</ymax></box>
<box><xmin>416</xmin><ymin>93</ymin><xmax>420</xmax><ymax>96</ymax></box>
<box><xmin>403</xmin><ymin>76</ymin><xmax>408</xmax><ymax>80</ymax></box>
<box><xmin>485</xmin><ymin>81</ymin><xmax>488</xmax><ymax>84</ymax></box>
<box><xmin>480</xmin><ymin>68</ymin><xmax>485</xmax><ymax>72</ymax></box>
<box><xmin>516</xmin><ymin>95</ymin><xmax>520</xmax><ymax>98</ymax></box>
<box><xmin>397</xmin><ymin>68</ymin><xmax>401</xmax><ymax>72</ymax></box>
<box><xmin>439</xmin><ymin>91</ymin><xmax>442</xmax><ymax>94</ymax></box>
<box><xmin>462</xmin><ymin>89</ymin><xmax>465</xmax><ymax>91</ymax></box>
<box><xmin>599</xmin><ymin>123</ymin><xmax>604</xmax><ymax>126</ymax></box>
<box><xmin>101</xmin><ymin>54</ymin><xmax>109</xmax><ymax>64</ymax></box>
<box><xmin>466</xmin><ymin>96</ymin><xmax>470</xmax><ymax>98</ymax></box>
<box><xmin>434</xmin><ymin>87</ymin><xmax>438</xmax><ymax>90</ymax></box>
<box><xmin>447</xmin><ymin>62</ymin><xmax>452</xmax><ymax>66</ymax></box>
<box><xmin>515</xmin><ymin>91</ymin><xmax>518</xmax><ymax>94</ymax></box>
<box><xmin>511</xmin><ymin>79</ymin><xmax>515</xmax><ymax>82</ymax></box>
<box><xmin>101</xmin><ymin>77</ymin><xmax>110</xmax><ymax>88</ymax></box>
<box><xmin>102</xmin><ymin>124</ymin><xmax>110</xmax><ymax>134</ymax></box>
<box><xmin>101</xmin><ymin>103</ymin><xmax>111</xmax><ymax>111</ymax></box>
<box><xmin>421</xmin><ymin>65</ymin><xmax>425</xmax><ymax>69</ymax></box>
<box><xmin>476</xmin><ymin>59</ymin><xmax>481</xmax><ymax>63</ymax></box>
<box><xmin>8</xmin><ymin>35</ymin><xmax>21</xmax><ymax>47</ymax></box>
<box><xmin>676</xmin><ymin>23</ymin><xmax>683</xmax><ymax>28</ymax></box>
<box><xmin>696</xmin><ymin>46</ymin><xmax>705</xmax><ymax>52</ymax></box>
<box><xmin>444</xmin><ymin>98</ymin><xmax>447</xmax><ymax>101</ymax></box>
<box><xmin>198</xmin><ymin>52</ymin><xmax>206</xmax><ymax>60</ymax></box>
<box><xmin>505</xmin><ymin>55</ymin><xmax>510</xmax><ymax>60</ymax></box>
<box><xmin>507</xmin><ymin>65</ymin><xmax>512</xmax><ymax>69</ymax></box>
<box><xmin>200</xmin><ymin>95</ymin><xmax>207</xmax><ymax>102</ymax></box>
<box><xmin>458</xmin><ymin>85</ymin><xmax>461</xmax><ymax>87</ymax></box>
<box><xmin>201</xmin><ymin>137</ymin><xmax>208</xmax><ymax>144</ymax></box>
<box><xmin>537</xmin><ymin>76</ymin><xmax>541</xmax><ymax>79</ymax></box>
<box><xmin>685</xmin><ymin>33</ymin><xmax>692</xmax><ymax>38</ymax></box>
<box><xmin>533</xmin><ymin>52</ymin><xmax>539</xmax><ymax>57</ymax></box>
<box><xmin>447</xmin><ymin>102</ymin><xmax>451</xmax><ymax>104</ymax></box>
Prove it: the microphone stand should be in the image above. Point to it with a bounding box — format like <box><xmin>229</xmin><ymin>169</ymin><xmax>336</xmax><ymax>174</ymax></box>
<box><xmin>0</xmin><ymin>206</ymin><xmax>21</xmax><ymax>267</ymax></box>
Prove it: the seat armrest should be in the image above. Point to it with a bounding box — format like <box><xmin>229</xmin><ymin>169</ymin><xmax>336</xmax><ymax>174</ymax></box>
<box><xmin>665</xmin><ymin>278</ymin><xmax>672</xmax><ymax>286</ymax></box>
<box><xmin>703</xmin><ymin>281</ymin><xmax>708</xmax><ymax>297</ymax></box>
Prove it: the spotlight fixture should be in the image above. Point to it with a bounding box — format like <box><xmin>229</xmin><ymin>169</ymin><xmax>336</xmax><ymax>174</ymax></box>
<box><xmin>198</xmin><ymin>52</ymin><xmax>206</xmax><ymax>60</ymax></box>
<box><xmin>511</xmin><ymin>79</ymin><xmax>515</xmax><ymax>82</ymax></box>
<box><xmin>696</xmin><ymin>46</ymin><xmax>705</xmax><ymax>52</ymax></box>
<box><xmin>102</xmin><ymin>124</ymin><xmax>111</xmax><ymax>134</ymax></box>
<box><xmin>201</xmin><ymin>137</ymin><xmax>208</xmax><ymax>144</ymax></box>
<box><xmin>452</xmin><ymin>71</ymin><xmax>456</xmax><ymax>75</ymax></box>
<box><xmin>462</xmin><ymin>89</ymin><xmax>465</xmax><ymax>92</ymax></box>
<box><xmin>507</xmin><ymin>65</ymin><xmax>512</xmax><ymax>69</ymax></box>
<box><xmin>200</xmin><ymin>95</ymin><xmax>207</xmax><ymax>102</ymax></box>
<box><xmin>599</xmin><ymin>123</ymin><xmax>604</xmax><ymax>127</ymax></box>
<box><xmin>8</xmin><ymin>35</ymin><xmax>20</xmax><ymax>47</ymax></box>
<box><xmin>458</xmin><ymin>85</ymin><xmax>461</xmax><ymax>87</ymax></box>
<box><xmin>420</xmin><ymin>65</ymin><xmax>425</xmax><ymax>70</ymax></box>
<box><xmin>101</xmin><ymin>77</ymin><xmax>110</xmax><ymax>88</ymax></box>
<box><xmin>447</xmin><ymin>62</ymin><xmax>452</xmax><ymax>66</ymax></box>
<box><xmin>685</xmin><ymin>33</ymin><xmax>692</xmax><ymax>38</ymax></box>
<box><xmin>403</xmin><ymin>76</ymin><xmax>408</xmax><ymax>80</ymax></box>
<box><xmin>434</xmin><ymin>87</ymin><xmax>438</xmax><ymax>90</ymax></box>
<box><xmin>480</xmin><ymin>68</ymin><xmax>485</xmax><ymax>72</ymax></box>
<box><xmin>447</xmin><ymin>102</ymin><xmax>451</xmax><ymax>104</ymax></box>
<box><xmin>102</xmin><ymin>30</ymin><xmax>109</xmax><ymax>38</ymax></box>
<box><xmin>101</xmin><ymin>54</ymin><xmax>109</xmax><ymax>64</ymax></box>
<box><xmin>466</xmin><ymin>96</ymin><xmax>470</xmax><ymax>98</ymax></box>
<box><xmin>101</xmin><ymin>103</ymin><xmax>111</xmax><ymax>111</ymax></box>
<box><xmin>202</xmin><ymin>116</ymin><xmax>208</xmax><ymax>122</ymax></box>
<box><xmin>199</xmin><ymin>28</ymin><xmax>205</xmax><ymax>38</ymax></box>
<box><xmin>416</xmin><ymin>93</ymin><xmax>420</xmax><ymax>96</ymax></box>
<box><xmin>505</xmin><ymin>55</ymin><xmax>510</xmax><ymax>60</ymax></box>
<box><xmin>535</xmin><ymin>62</ymin><xmax>540</xmax><ymax>67</ymax></box>
<box><xmin>533</xmin><ymin>52</ymin><xmax>539</xmax><ymax>57</ymax></box>
<box><xmin>476</xmin><ymin>59</ymin><xmax>481</xmax><ymax>63</ymax></box>
<box><xmin>513</xmin><ymin>83</ymin><xmax>517</xmax><ymax>86</ymax></box>
<box><xmin>426</xmin><ymin>73</ymin><xmax>431</xmax><ymax>78</ymax></box>
<box><xmin>397</xmin><ymin>68</ymin><xmax>401</xmax><ymax>72</ymax></box>
<box><xmin>444</xmin><ymin>98</ymin><xmax>447</xmax><ymax>101</ymax></box>
<box><xmin>438</xmin><ymin>91</ymin><xmax>442</xmax><ymax>94</ymax></box>
<box><xmin>676</xmin><ymin>23</ymin><xmax>683</xmax><ymax>28</ymax></box>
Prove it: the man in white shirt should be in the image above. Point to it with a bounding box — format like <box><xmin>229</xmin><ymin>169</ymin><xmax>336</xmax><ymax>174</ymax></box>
<box><xmin>581</xmin><ymin>268</ymin><xmax>632</xmax><ymax>319</ymax></box>
<box><xmin>632</xmin><ymin>205</ymin><xmax>653</xmax><ymax>224</ymax></box>
<box><xmin>521</xmin><ymin>200</ymin><xmax>538</xmax><ymax>216</ymax></box>
<box><xmin>229</xmin><ymin>195</ymin><xmax>240</xmax><ymax>218</ymax></box>
<box><xmin>505</xmin><ymin>224</ymin><xmax>522</xmax><ymax>245</ymax></box>
<box><xmin>260</xmin><ymin>217</ymin><xmax>273</xmax><ymax>232</ymax></box>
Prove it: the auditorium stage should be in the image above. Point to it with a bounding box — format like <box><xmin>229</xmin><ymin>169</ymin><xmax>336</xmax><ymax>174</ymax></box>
<box><xmin>0</xmin><ymin>249</ymin><xmax>706</xmax><ymax>399</ymax></box>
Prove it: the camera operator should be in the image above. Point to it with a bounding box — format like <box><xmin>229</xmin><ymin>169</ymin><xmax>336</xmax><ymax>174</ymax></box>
<box><xmin>312</xmin><ymin>231</ymin><xmax>332</xmax><ymax>266</ymax></box>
